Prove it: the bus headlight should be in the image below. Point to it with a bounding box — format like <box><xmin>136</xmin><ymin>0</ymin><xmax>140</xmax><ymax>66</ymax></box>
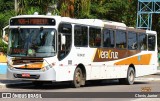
<box><xmin>7</xmin><ymin>63</ymin><xmax>13</xmax><ymax>70</ymax></box>
<box><xmin>41</xmin><ymin>65</ymin><xmax>52</xmax><ymax>72</ymax></box>
<box><xmin>7</xmin><ymin>58</ymin><xmax>14</xmax><ymax>70</ymax></box>
<box><xmin>45</xmin><ymin>65</ymin><xmax>50</xmax><ymax>70</ymax></box>
<box><xmin>41</xmin><ymin>67</ymin><xmax>46</xmax><ymax>72</ymax></box>
<box><xmin>9</xmin><ymin>66</ymin><xmax>14</xmax><ymax>70</ymax></box>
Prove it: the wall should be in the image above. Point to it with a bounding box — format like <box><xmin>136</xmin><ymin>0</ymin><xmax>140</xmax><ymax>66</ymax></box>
<box><xmin>0</xmin><ymin>52</ymin><xmax>7</xmax><ymax>74</ymax></box>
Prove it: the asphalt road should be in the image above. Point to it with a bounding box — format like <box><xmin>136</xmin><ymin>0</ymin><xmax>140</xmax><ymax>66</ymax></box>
<box><xmin>1</xmin><ymin>80</ymin><xmax>159</xmax><ymax>92</ymax></box>
<box><xmin>0</xmin><ymin>71</ymin><xmax>160</xmax><ymax>101</ymax></box>
<box><xmin>0</xmin><ymin>80</ymin><xmax>160</xmax><ymax>101</ymax></box>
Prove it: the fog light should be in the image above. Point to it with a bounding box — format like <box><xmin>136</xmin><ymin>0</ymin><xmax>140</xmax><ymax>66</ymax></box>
<box><xmin>41</xmin><ymin>67</ymin><xmax>46</xmax><ymax>72</ymax></box>
<box><xmin>8</xmin><ymin>64</ymin><xmax>13</xmax><ymax>70</ymax></box>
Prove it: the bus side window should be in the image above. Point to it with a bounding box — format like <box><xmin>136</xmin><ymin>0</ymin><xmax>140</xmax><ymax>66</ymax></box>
<box><xmin>116</xmin><ymin>30</ymin><xmax>127</xmax><ymax>49</ymax></box>
<box><xmin>74</xmin><ymin>25</ymin><xmax>88</xmax><ymax>47</ymax></box>
<box><xmin>128</xmin><ymin>31</ymin><xmax>138</xmax><ymax>50</ymax></box>
<box><xmin>139</xmin><ymin>34</ymin><xmax>147</xmax><ymax>50</ymax></box>
<box><xmin>148</xmin><ymin>35</ymin><xmax>155</xmax><ymax>51</ymax></box>
<box><xmin>103</xmin><ymin>29</ymin><xmax>114</xmax><ymax>48</ymax></box>
<box><xmin>89</xmin><ymin>27</ymin><xmax>101</xmax><ymax>47</ymax></box>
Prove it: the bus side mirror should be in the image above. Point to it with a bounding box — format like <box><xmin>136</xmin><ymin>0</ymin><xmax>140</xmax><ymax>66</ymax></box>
<box><xmin>61</xmin><ymin>35</ymin><xmax>66</xmax><ymax>45</ymax></box>
<box><xmin>2</xmin><ymin>25</ymin><xmax>9</xmax><ymax>44</ymax></box>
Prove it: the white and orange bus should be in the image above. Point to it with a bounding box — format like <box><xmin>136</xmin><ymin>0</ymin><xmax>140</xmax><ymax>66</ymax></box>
<box><xmin>3</xmin><ymin>13</ymin><xmax>158</xmax><ymax>87</ymax></box>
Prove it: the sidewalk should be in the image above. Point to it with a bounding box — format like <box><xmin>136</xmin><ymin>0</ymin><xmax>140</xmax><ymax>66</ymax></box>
<box><xmin>135</xmin><ymin>70</ymin><xmax>160</xmax><ymax>81</ymax></box>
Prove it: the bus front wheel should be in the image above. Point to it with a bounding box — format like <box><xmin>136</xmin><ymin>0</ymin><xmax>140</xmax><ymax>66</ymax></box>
<box><xmin>72</xmin><ymin>67</ymin><xmax>83</xmax><ymax>88</ymax></box>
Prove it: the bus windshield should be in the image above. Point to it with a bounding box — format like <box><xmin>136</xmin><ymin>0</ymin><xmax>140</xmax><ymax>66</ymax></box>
<box><xmin>8</xmin><ymin>28</ymin><xmax>56</xmax><ymax>57</ymax></box>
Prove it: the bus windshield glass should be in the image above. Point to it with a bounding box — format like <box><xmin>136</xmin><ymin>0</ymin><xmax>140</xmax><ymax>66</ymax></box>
<box><xmin>8</xmin><ymin>28</ymin><xmax>56</xmax><ymax>57</ymax></box>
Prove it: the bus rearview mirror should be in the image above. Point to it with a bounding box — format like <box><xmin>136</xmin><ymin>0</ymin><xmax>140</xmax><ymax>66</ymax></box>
<box><xmin>61</xmin><ymin>35</ymin><xmax>66</xmax><ymax>45</ymax></box>
<box><xmin>2</xmin><ymin>25</ymin><xmax>9</xmax><ymax>44</ymax></box>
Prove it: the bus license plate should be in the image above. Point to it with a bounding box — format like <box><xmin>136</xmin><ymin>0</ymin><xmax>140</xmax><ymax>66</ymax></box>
<box><xmin>22</xmin><ymin>73</ymin><xmax>30</xmax><ymax>77</ymax></box>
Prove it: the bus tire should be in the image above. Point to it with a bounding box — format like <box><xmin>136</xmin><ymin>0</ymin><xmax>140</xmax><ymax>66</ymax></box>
<box><xmin>119</xmin><ymin>67</ymin><xmax>135</xmax><ymax>85</ymax></box>
<box><xmin>126</xmin><ymin>67</ymin><xmax>135</xmax><ymax>85</ymax></box>
<box><xmin>72</xmin><ymin>67</ymin><xmax>83</xmax><ymax>88</ymax></box>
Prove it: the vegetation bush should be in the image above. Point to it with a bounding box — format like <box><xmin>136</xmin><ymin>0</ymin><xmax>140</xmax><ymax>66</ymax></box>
<box><xmin>0</xmin><ymin>38</ymin><xmax>7</xmax><ymax>54</ymax></box>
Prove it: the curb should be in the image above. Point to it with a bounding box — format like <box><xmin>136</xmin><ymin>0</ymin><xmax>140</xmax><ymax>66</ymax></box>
<box><xmin>0</xmin><ymin>83</ymin><xmax>7</xmax><ymax>89</ymax></box>
<box><xmin>135</xmin><ymin>78</ymin><xmax>160</xmax><ymax>82</ymax></box>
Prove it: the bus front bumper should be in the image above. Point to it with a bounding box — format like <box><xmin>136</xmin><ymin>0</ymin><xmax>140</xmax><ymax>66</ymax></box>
<box><xmin>7</xmin><ymin>68</ymin><xmax>56</xmax><ymax>81</ymax></box>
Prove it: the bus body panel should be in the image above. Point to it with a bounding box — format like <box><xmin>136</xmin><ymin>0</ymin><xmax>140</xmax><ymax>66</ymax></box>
<box><xmin>5</xmin><ymin>14</ymin><xmax>158</xmax><ymax>84</ymax></box>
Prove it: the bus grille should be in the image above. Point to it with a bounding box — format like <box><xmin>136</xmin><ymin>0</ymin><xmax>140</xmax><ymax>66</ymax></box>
<box><xmin>13</xmin><ymin>57</ymin><xmax>43</xmax><ymax>65</ymax></box>
<box><xmin>14</xmin><ymin>68</ymin><xmax>41</xmax><ymax>70</ymax></box>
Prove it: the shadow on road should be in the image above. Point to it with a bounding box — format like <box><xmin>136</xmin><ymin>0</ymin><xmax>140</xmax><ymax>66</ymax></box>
<box><xmin>5</xmin><ymin>79</ymin><xmax>150</xmax><ymax>90</ymax></box>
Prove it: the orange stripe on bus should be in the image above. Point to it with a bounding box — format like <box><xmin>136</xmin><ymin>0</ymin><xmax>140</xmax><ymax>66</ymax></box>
<box><xmin>114</xmin><ymin>54</ymin><xmax>151</xmax><ymax>65</ymax></box>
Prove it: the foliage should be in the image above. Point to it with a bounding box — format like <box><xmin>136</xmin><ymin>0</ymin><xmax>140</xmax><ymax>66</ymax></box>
<box><xmin>0</xmin><ymin>0</ymin><xmax>15</xmax><ymax>36</ymax></box>
<box><xmin>89</xmin><ymin>0</ymin><xmax>110</xmax><ymax>19</ymax></box>
<box><xmin>74</xmin><ymin>0</ymin><xmax>91</xmax><ymax>18</ymax></box>
<box><xmin>0</xmin><ymin>38</ymin><xmax>7</xmax><ymax>53</ymax></box>
<box><xmin>17</xmin><ymin>0</ymin><xmax>53</xmax><ymax>15</ymax></box>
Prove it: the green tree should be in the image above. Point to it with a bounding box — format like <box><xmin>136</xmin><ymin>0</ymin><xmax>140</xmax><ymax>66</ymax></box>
<box><xmin>105</xmin><ymin>0</ymin><xmax>137</xmax><ymax>27</ymax></box>
<box><xmin>17</xmin><ymin>0</ymin><xmax>55</xmax><ymax>15</ymax></box>
<box><xmin>89</xmin><ymin>0</ymin><xmax>110</xmax><ymax>19</ymax></box>
<box><xmin>0</xmin><ymin>0</ymin><xmax>15</xmax><ymax>53</ymax></box>
<box><xmin>0</xmin><ymin>0</ymin><xmax>15</xmax><ymax>36</ymax></box>
<box><xmin>58</xmin><ymin>0</ymin><xmax>75</xmax><ymax>17</ymax></box>
<box><xmin>74</xmin><ymin>0</ymin><xmax>91</xmax><ymax>18</ymax></box>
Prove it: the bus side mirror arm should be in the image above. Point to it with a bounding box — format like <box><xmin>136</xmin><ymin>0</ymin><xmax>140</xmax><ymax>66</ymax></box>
<box><xmin>2</xmin><ymin>25</ymin><xmax>9</xmax><ymax>44</ymax></box>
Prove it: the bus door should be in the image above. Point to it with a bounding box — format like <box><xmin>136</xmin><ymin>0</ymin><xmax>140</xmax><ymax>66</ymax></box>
<box><xmin>58</xmin><ymin>23</ymin><xmax>72</xmax><ymax>60</ymax></box>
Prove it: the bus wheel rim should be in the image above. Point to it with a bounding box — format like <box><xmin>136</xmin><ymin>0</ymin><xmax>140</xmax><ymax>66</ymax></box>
<box><xmin>75</xmin><ymin>70</ymin><xmax>81</xmax><ymax>83</ymax></box>
<box><xmin>129</xmin><ymin>71</ymin><xmax>134</xmax><ymax>82</ymax></box>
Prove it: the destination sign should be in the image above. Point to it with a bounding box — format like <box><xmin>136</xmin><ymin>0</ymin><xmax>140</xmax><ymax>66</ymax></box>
<box><xmin>10</xmin><ymin>18</ymin><xmax>56</xmax><ymax>26</ymax></box>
